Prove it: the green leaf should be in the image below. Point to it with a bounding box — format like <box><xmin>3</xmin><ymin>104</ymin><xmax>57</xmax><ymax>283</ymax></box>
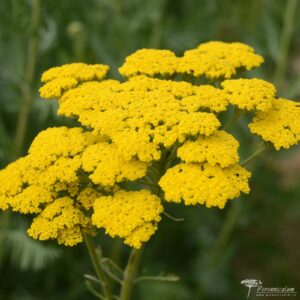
<box><xmin>5</xmin><ymin>227</ymin><xmax>60</xmax><ymax>271</ymax></box>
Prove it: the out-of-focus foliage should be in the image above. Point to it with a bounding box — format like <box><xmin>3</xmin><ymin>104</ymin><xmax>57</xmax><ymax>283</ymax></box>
<box><xmin>0</xmin><ymin>0</ymin><xmax>299</xmax><ymax>299</ymax></box>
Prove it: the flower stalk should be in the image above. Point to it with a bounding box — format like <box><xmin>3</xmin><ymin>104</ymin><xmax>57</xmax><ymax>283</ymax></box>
<box><xmin>240</xmin><ymin>143</ymin><xmax>266</xmax><ymax>166</ymax></box>
<box><xmin>119</xmin><ymin>246</ymin><xmax>144</xmax><ymax>300</ymax></box>
<box><xmin>84</xmin><ymin>235</ymin><xmax>113</xmax><ymax>300</ymax></box>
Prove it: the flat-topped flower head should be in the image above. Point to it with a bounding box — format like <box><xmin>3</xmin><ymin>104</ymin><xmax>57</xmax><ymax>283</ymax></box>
<box><xmin>8</xmin><ymin>185</ymin><xmax>54</xmax><ymax>214</ymax></box>
<box><xmin>40</xmin><ymin>63</ymin><xmax>109</xmax><ymax>99</ymax></box>
<box><xmin>221</xmin><ymin>78</ymin><xmax>276</xmax><ymax>111</ymax></box>
<box><xmin>41</xmin><ymin>63</ymin><xmax>109</xmax><ymax>83</ymax></box>
<box><xmin>1</xmin><ymin>41</ymin><xmax>299</xmax><ymax>249</ymax></box>
<box><xmin>81</xmin><ymin>142</ymin><xmax>148</xmax><ymax>186</ymax></box>
<box><xmin>177</xmin><ymin>130</ymin><xmax>240</xmax><ymax>167</ymax></box>
<box><xmin>28</xmin><ymin>127</ymin><xmax>87</xmax><ymax>168</ymax></box>
<box><xmin>159</xmin><ymin>163</ymin><xmax>250</xmax><ymax>209</ymax></box>
<box><xmin>55</xmin><ymin>78</ymin><xmax>221</xmax><ymax>161</ymax></box>
<box><xmin>28</xmin><ymin>197</ymin><xmax>89</xmax><ymax>246</ymax></box>
<box><xmin>181</xmin><ymin>85</ymin><xmax>228</xmax><ymax>113</ymax></box>
<box><xmin>179</xmin><ymin>41</ymin><xmax>264</xmax><ymax>79</ymax></box>
<box><xmin>92</xmin><ymin>190</ymin><xmax>163</xmax><ymax>248</ymax></box>
<box><xmin>119</xmin><ymin>49</ymin><xmax>179</xmax><ymax>77</ymax></box>
<box><xmin>249</xmin><ymin>98</ymin><xmax>300</xmax><ymax>149</ymax></box>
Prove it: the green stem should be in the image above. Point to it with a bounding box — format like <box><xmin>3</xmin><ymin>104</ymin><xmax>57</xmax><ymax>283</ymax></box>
<box><xmin>240</xmin><ymin>144</ymin><xmax>266</xmax><ymax>166</ymax></box>
<box><xmin>200</xmin><ymin>143</ymin><xmax>268</xmax><ymax>296</ymax></box>
<box><xmin>119</xmin><ymin>247</ymin><xmax>144</xmax><ymax>300</ymax></box>
<box><xmin>12</xmin><ymin>0</ymin><xmax>40</xmax><ymax>158</ymax></box>
<box><xmin>163</xmin><ymin>212</ymin><xmax>184</xmax><ymax>222</ymax></box>
<box><xmin>273</xmin><ymin>0</ymin><xmax>298</xmax><ymax>89</ymax></box>
<box><xmin>148</xmin><ymin>0</ymin><xmax>167</xmax><ymax>48</ymax></box>
<box><xmin>198</xmin><ymin>201</ymin><xmax>240</xmax><ymax>299</ymax></box>
<box><xmin>134</xmin><ymin>275</ymin><xmax>179</xmax><ymax>284</ymax></box>
<box><xmin>0</xmin><ymin>211</ymin><xmax>11</xmax><ymax>262</ymax></box>
<box><xmin>209</xmin><ymin>201</ymin><xmax>240</xmax><ymax>268</ymax></box>
<box><xmin>84</xmin><ymin>235</ymin><xmax>113</xmax><ymax>300</ymax></box>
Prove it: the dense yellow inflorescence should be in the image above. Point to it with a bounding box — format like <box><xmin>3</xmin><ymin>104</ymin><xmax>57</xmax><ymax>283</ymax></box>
<box><xmin>81</xmin><ymin>142</ymin><xmax>148</xmax><ymax>186</ymax></box>
<box><xmin>40</xmin><ymin>63</ymin><xmax>109</xmax><ymax>98</ymax></box>
<box><xmin>57</xmin><ymin>75</ymin><xmax>221</xmax><ymax>161</ymax></box>
<box><xmin>28</xmin><ymin>197</ymin><xmax>89</xmax><ymax>246</ymax></box>
<box><xmin>119</xmin><ymin>49</ymin><xmax>179</xmax><ymax>77</ymax></box>
<box><xmin>249</xmin><ymin>98</ymin><xmax>300</xmax><ymax>149</ymax></box>
<box><xmin>1</xmin><ymin>41</ymin><xmax>299</xmax><ymax>249</ymax></box>
<box><xmin>159</xmin><ymin>163</ymin><xmax>251</xmax><ymax>208</ymax></box>
<box><xmin>119</xmin><ymin>41</ymin><xmax>263</xmax><ymax>79</ymax></box>
<box><xmin>179</xmin><ymin>41</ymin><xmax>264</xmax><ymax>79</ymax></box>
<box><xmin>177</xmin><ymin>130</ymin><xmax>240</xmax><ymax>167</ymax></box>
<box><xmin>221</xmin><ymin>78</ymin><xmax>276</xmax><ymax>111</ymax></box>
<box><xmin>92</xmin><ymin>190</ymin><xmax>163</xmax><ymax>248</ymax></box>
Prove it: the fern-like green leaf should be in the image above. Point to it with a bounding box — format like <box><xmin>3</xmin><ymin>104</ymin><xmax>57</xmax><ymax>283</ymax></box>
<box><xmin>5</xmin><ymin>228</ymin><xmax>60</xmax><ymax>271</ymax></box>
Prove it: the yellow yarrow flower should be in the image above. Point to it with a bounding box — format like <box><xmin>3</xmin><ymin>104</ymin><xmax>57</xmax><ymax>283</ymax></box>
<box><xmin>41</xmin><ymin>63</ymin><xmax>109</xmax><ymax>83</ymax></box>
<box><xmin>181</xmin><ymin>85</ymin><xmax>228</xmax><ymax>113</ymax></box>
<box><xmin>177</xmin><ymin>130</ymin><xmax>239</xmax><ymax>167</ymax></box>
<box><xmin>1</xmin><ymin>41</ymin><xmax>299</xmax><ymax>249</ymax></box>
<box><xmin>159</xmin><ymin>163</ymin><xmax>250</xmax><ymax>209</ymax></box>
<box><xmin>40</xmin><ymin>63</ymin><xmax>109</xmax><ymax>99</ymax></box>
<box><xmin>179</xmin><ymin>41</ymin><xmax>263</xmax><ymax>79</ymax></box>
<box><xmin>124</xmin><ymin>76</ymin><xmax>194</xmax><ymax>98</ymax></box>
<box><xmin>119</xmin><ymin>49</ymin><xmax>179</xmax><ymax>77</ymax></box>
<box><xmin>28</xmin><ymin>126</ymin><xmax>87</xmax><ymax>169</ymax></box>
<box><xmin>28</xmin><ymin>197</ymin><xmax>89</xmax><ymax>246</ymax></box>
<box><xmin>249</xmin><ymin>98</ymin><xmax>300</xmax><ymax>149</ymax></box>
<box><xmin>8</xmin><ymin>185</ymin><xmax>54</xmax><ymax>214</ymax></box>
<box><xmin>92</xmin><ymin>190</ymin><xmax>163</xmax><ymax>248</ymax></box>
<box><xmin>82</xmin><ymin>142</ymin><xmax>148</xmax><ymax>186</ymax></box>
<box><xmin>119</xmin><ymin>42</ymin><xmax>263</xmax><ymax>80</ymax></box>
<box><xmin>56</xmin><ymin>79</ymin><xmax>221</xmax><ymax>161</ymax></box>
<box><xmin>221</xmin><ymin>78</ymin><xmax>276</xmax><ymax>111</ymax></box>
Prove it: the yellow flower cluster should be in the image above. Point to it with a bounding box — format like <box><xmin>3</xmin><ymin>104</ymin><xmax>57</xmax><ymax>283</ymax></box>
<box><xmin>0</xmin><ymin>127</ymin><xmax>94</xmax><ymax>245</ymax></box>
<box><xmin>1</xmin><ymin>41</ymin><xmax>299</xmax><ymax>248</ymax></box>
<box><xmin>28</xmin><ymin>197</ymin><xmax>89</xmax><ymax>246</ymax></box>
<box><xmin>177</xmin><ymin>130</ymin><xmax>240</xmax><ymax>167</ymax></box>
<box><xmin>249</xmin><ymin>98</ymin><xmax>300</xmax><ymax>149</ymax></box>
<box><xmin>119</xmin><ymin>49</ymin><xmax>178</xmax><ymax>77</ymax></box>
<box><xmin>179</xmin><ymin>41</ymin><xmax>264</xmax><ymax>79</ymax></box>
<box><xmin>40</xmin><ymin>63</ymin><xmax>109</xmax><ymax>98</ymax></box>
<box><xmin>221</xmin><ymin>78</ymin><xmax>276</xmax><ymax>111</ymax></box>
<box><xmin>57</xmin><ymin>75</ymin><xmax>221</xmax><ymax>161</ymax></box>
<box><xmin>119</xmin><ymin>41</ymin><xmax>263</xmax><ymax>79</ymax></box>
<box><xmin>92</xmin><ymin>190</ymin><xmax>163</xmax><ymax>248</ymax></box>
<box><xmin>159</xmin><ymin>163</ymin><xmax>250</xmax><ymax>208</ymax></box>
<box><xmin>81</xmin><ymin>142</ymin><xmax>148</xmax><ymax>186</ymax></box>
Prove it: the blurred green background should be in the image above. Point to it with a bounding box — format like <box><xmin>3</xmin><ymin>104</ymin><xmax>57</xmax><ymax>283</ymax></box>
<box><xmin>0</xmin><ymin>0</ymin><xmax>300</xmax><ymax>299</ymax></box>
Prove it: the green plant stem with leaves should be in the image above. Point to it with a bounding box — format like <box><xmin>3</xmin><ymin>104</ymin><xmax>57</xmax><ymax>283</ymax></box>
<box><xmin>83</xmin><ymin>148</ymin><xmax>180</xmax><ymax>299</ymax></box>
<box><xmin>119</xmin><ymin>247</ymin><xmax>144</xmax><ymax>300</ymax></box>
<box><xmin>84</xmin><ymin>234</ymin><xmax>113</xmax><ymax>300</ymax></box>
